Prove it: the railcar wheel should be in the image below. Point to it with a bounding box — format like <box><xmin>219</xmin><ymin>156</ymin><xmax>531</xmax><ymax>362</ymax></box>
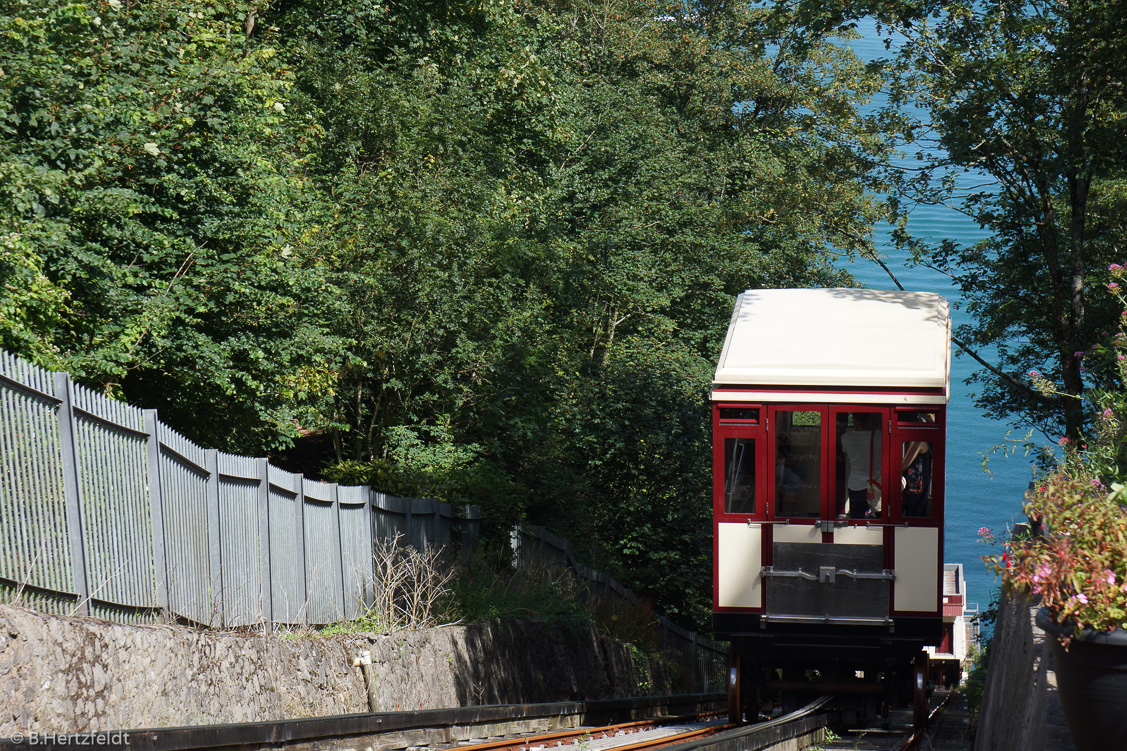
<box><xmin>913</xmin><ymin>651</ymin><xmax>930</xmax><ymax>731</ymax></box>
<box><xmin>727</xmin><ymin>646</ymin><xmax>742</xmax><ymax>724</ymax></box>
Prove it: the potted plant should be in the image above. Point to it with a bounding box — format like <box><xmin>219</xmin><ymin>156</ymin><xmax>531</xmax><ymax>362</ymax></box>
<box><xmin>1004</xmin><ymin>474</ymin><xmax>1127</xmax><ymax>751</ymax></box>
<box><xmin>996</xmin><ymin>265</ymin><xmax>1127</xmax><ymax>751</ymax></box>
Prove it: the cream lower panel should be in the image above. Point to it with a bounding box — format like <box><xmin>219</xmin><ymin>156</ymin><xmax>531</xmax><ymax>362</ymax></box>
<box><xmin>834</xmin><ymin>526</ymin><xmax>883</xmax><ymax>546</ymax></box>
<box><xmin>772</xmin><ymin>523</ymin><xmax>820</xmax><ymax>544</ymax></box>
<box><xmin>893</xmin><ymin>527</ymin><xmax>939</xmax><ymax>612</ymax></box>
<box><xmin>718</xmin><ymin>523</ymin><xmax>763</xmax><ymax>608</ymax></box>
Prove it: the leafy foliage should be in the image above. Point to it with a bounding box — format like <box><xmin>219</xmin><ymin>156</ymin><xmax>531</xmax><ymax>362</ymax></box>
<box><xmin>860</xmin><ymin>0</ymin><xmax>1127</xmax><ymax>440</ymax></box>
<box><xmin>0</xmin><ymin>0</ymin><xmax>348</xmax><ymax>452</ymax></box>
<box><xmin>3</xmin><ymin>0</ymin><xmax>900</xmax><ymax>627</ymax></box>
<box><xmin>1003</xmin><ymin>473</ymin><xmax>1127</xmax><ymax>637</ymax></box>
<box><xmin>994</xmin><ymin>280</ymin><xmax>1127</xmax><ymax>638</ymax></box>
<box><xmin>442</xmin><ymin>545</ymin><xmax>589</xmax><ymax>623</ymax></box>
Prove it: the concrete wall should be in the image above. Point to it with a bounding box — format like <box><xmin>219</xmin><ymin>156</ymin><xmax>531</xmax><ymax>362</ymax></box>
<box><xmin>0</xmin><ymin>605</ymin><xmax>673</xmax><ymax>737</ymax></box>
<box><xmin>973</xmin><ymin>590</ymin><xmax>1050</xmax><ymax>751</ymax></box>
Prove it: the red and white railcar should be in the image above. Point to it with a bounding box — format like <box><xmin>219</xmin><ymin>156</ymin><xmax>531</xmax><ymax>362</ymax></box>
<box><xmin>711</xmin><ymin>288</ymin><xmax>949</xmax><ymax>724</ymax></box>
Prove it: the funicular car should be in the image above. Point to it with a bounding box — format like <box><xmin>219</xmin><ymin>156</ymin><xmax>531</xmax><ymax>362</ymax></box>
<box><xmin>711</xmin><ymin>288</ymin><xmax>949</xmax><ymax>725</ymax></box>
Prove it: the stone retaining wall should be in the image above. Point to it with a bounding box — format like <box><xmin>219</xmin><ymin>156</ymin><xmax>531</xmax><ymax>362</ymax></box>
<box><xmin>973</xmin><ymin>590</ymin><xmax>1079</xmax><ymax>751</ymax></box>
<box><xmin>973</xmin><ymin>590</ymin><xmax>1051</xmax><ymax>751</ymax></box>
<box><xmin>0</xmin><ymin>605</ymin><xmax>672</xmax><ymax>737</ymax></box>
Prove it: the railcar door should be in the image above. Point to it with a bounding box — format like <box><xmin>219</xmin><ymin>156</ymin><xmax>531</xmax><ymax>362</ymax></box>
<box><xmin>889</xmin><ymin>407</ymin><xmax>944</xmax><ymax>616</ymax></box>
<box><xmin>713</xmin><ymin>405</ymin><xmax>768</xmax><ymax>611</ymax></box>
<box><xmin>763</xmin><ymin>406</ymin><xmax>894</xmax><ymax>625</ymax></box>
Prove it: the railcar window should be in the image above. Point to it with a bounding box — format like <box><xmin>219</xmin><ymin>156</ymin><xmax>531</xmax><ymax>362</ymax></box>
<box><xmin>724</xmin><ymin>438</ymin><xmax>756</xmax><ymax>514</ymax></box>
<box><xmin>901</xmin><ymin>439</ymin><xmax>934</xmax><ymax>517</ymax></box>
<box><xmin>898</xmin><ymin>410</ymin><xmax>938</xmax><ymax>426</ymax></box>
<box><xmin>719</xmin><ymin>407</ymin><xmax>760</xmax><ymax>423</ymax></box>
<box><xmin>774</xmin><ymin>410</ymin><xmax>820</xmax><ymax>517</ymax></box>
<box><xmin>837</xmin><ymin>412</ymin><xmax>883</xmax><ymax>519</ymax></box>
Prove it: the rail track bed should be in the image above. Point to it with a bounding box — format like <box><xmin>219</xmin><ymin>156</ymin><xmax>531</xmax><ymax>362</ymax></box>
<box><xmin>0</xmin><ymin>689</ymin><xmax>970</xmax><ymax>751</ymax></box>
<box><xmin>823</xmin><ymin>690</ymin><xmax>970</xmax><ymax>751</ymax></box>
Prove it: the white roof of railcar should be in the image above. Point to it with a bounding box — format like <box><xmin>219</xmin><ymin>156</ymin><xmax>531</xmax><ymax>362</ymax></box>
<box><xmin>712</xmin><ymin>288</ymin><xmax>950</xmax><ymax>400</ymax></box>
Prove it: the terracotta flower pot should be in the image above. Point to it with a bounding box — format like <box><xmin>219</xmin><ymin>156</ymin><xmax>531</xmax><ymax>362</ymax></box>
<box><xmin>1036</xmin><ymin>607</ymin><xmax>1127</xmax><ymax>751</ymax></box>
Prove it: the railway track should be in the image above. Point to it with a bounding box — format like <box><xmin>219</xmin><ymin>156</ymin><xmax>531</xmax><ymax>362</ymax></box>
<box><xmin>662</xmin><ymin>697</ymin><xmax>837</xmax><ymax>751</ymax></box>
<box><xmin>450</xmin><ymin>715</ymin><xmax>730</xmax><ymax>751</ymax></box>
<box><xmin>0</xmin><ymin>689</ymin><xmax>967</xmax><ymax>751</ymax></box>
<box><xmin>449</xmin><ymin>696</ymin><xmax>839</xmax><ymax>751</ymax></box>
<box><xmin>0</xmin><ymin>694</ymin><xmax>724</xmax><ymax>751</ymax></box>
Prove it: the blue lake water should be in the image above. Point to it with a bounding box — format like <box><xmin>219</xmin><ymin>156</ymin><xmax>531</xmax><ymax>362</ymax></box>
<box><xmin>839</xmin><ymin>23</ymin><xmax>1033</xmax><ymax>618</ymax></box>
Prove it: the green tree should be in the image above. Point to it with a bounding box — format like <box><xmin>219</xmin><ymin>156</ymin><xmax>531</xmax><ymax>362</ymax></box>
<box><xmin>266</xmin><ymin>0</ymin><xmax>902</xmax><ymax>625</ymax></box>
<box><xmin>552</xmin><ymin>339</ymin><xmax>715</xmax><ymax>622</ymax></box>
<box><xmin>1</xmin><ymin>0</ymin><xmax>905</xmax><ymax>625</ymax></box>
<box><xmin>869</xmin><ymin>0</ymin><xmax>1127</xmax><ymax>439</ymax></box>
<box><xmin>0</xmin><ymin>0</ymin><xmax>346</xmax><ymax>452</ymax></box>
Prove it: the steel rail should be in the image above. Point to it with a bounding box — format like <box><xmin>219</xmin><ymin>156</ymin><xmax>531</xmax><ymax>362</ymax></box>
<box><xmin>658</xmin><ymin>697</ymin><xmax>839</xmax><ymax>751</ymax></box>
<box><xmin>607</xmin><ymin>723</ymin><xmax>729</xmax><ymax>751</ymax></box>
<box><xmin>454</xmin><ymin>715</ymin><xmax>726</xmax><ymax>751</ymax></box>
<box><xmin>453</xmin><ymin>713</ymin><xmax>730</xmax><ymax>751</ymax></box>
<box><xmin>896</xmin><ymin>689</ymin><xmax>956</xmax><ymax>751</ymax></box>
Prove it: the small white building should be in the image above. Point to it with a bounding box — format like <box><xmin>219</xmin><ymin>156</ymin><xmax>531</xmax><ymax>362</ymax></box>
<box><xmin>925</xmin><ymin>562</ymin><xmax>972</xmax><ymax>686</ymax></box>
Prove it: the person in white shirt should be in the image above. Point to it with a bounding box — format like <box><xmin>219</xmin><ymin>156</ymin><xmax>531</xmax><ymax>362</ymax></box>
<box><xmin>840</xmin><ymin>412</ymin><xmax>881</xmax><ymax>519</ymax></box>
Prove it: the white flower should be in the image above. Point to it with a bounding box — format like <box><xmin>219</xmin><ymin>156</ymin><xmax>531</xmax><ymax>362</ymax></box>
<box><xmin>143</xmin><ymin>143</ymin><xmax>160</xmax><ymax>156</ymax></box>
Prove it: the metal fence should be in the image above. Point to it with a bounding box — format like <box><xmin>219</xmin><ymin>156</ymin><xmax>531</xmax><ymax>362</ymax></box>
<box><xmin>511</xmin><ymin>525</ymin><xmax>728</xmax><ymax>693</ymax></box>
<box><xmin>1</xmin><ymin>351</ymin><xmax>722</xmax><ymax>685</ymax></box>
<box><xmin>0</xmin><ymin>351</ymin><xmax>480</xmax><ymax>627</ymax></box>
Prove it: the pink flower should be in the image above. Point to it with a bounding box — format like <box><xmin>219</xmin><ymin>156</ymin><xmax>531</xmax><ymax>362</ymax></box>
<box><xmin>1077</xmin><ymin>593</ymin><xmax>1089</xmax><ymax>605</ymax></box>
<box><xmin>978</xmin><ymin>526</ymin><xmax>991</xmax><ymax>536</ymax></box>
<box><xmin>1059</xmin><ymin>436</ymin><xmax>1071</xmax><ymax>446</ymax></box>
<box><xmin>1111</xmin><ymin>264</ymin><xmax>1124</xmax><ymax>272</ymax></box>
<box><xmin>1107</xmin><ymin>571</ymin><xmax>1116</xmax><ymax>586</ymax></box>
<box><xmin>1104</xmin><ymin>408</ymin><xmax>1115</xmax><ymax>419</ymax></box>
<box><xmin>1033</xmin><ymin>564</ymin><xmax>1051</xmax><ymax>583</ymax></box>
<box><xmin>1110</xmin><ymin>282</ymin><xmax>1121</xmax><ymax>291</ymax></box>
<box><xmin>1074</xmin><ymin>351</ymin><xmax>1085</xmax><ymax>357</ymax></box>
<box><xmin>1120</xmin><ymin>355</ymin><xmax>1126</xmax><ymax>361</ymax></box>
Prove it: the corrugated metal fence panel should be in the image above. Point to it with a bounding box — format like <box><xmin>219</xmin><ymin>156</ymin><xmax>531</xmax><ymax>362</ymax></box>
<box><xmin>0</xmin><ymin>351</ymin><xmax>55</xmax><ymax>395</ymax></box>
<box><xmin>71</xmin><ymin>381</ymin><xmax>154</xmax><ymax>610</ymax></box>
<box><xmin>338</xmin><ymin>486</ymin><xmax>370</xmax><ymax>618</ymax></box>
<box><xmin>433</xmin><ymin>500</ymin><xmax>453</xmax><ymax>549</ymax></box>
<box><xmin>408</xmin><ymin>498</ymin><xmax>451</xmax><ymax>549</ymax></box>
<box><xmin>158</xmin><ymin>425</ymin><xmax>213</xmax><ymax>625</ymax></box>
<box><xmin>218</xmin><ymin>453</ymin><xmax>262</xmax><ymax>626</ymax></box>
<box><xmin>458</xmin><ymin>505</ymin><xmax>482</xmax><ymax>551</ymax></box>
<box><xmin>0</xmin><ymin>353</ymin><xmax>71</xmax><ymax>595</ymax></box>
<box><xmin>302</xmin><ymin>479</ymin><xmax>344</xmax><ymax>625</ymax></box>
<box><xmin>268</xmin><ymin>468</ymin><xmax>301</xmax><ymax>623</ymax></box>
<box><xmin>0</xmin><ymin>582</ymin><xmax>75</xmax><ymax>616</ymax></box>
<box><xmin>372</xmin><ymin>493</ymin><xmax>410</xmax><ymax>546</ymax></box>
